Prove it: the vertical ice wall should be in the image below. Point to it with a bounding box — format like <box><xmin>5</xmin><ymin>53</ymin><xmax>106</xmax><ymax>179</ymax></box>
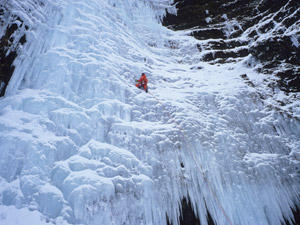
<box><xmin>0</xmin><ymin>0</ymin><xmax>299</xmax><ymax>225</ymax></box>
<box><xmin>0</xmin><ymin>0</ymin><xmax>186</xmax><ymax>224</ymax></box>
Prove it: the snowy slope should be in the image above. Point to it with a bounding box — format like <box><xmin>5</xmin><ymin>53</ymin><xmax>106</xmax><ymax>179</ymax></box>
<box><xmin>0</xmin><ymin>0</ymin><xmax>299</xmax><ymax>225</ymax></box>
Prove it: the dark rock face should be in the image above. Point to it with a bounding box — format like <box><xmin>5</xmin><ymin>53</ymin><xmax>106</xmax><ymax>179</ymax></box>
<box><xmin>178</xmin><ymin>198</ymin><xmax>201</xmax><ymax>225</ymax></box>
<box><xmin>163</xmin><ymin>1</ymin><xmax>300</xmax><ymax>224</ymax></box>
<box><xmin>167</xmin><ymin>197</ymin><xmax>215</xmax><ymax>225</ymax></box>
<box><xmin>0</xmin><ymin>3</ymin><xmax>28</xmax><ymax>96</ymax></box>
<box><xmin>163</xmin><ymin>0</ymin><xmax>300</xmax><ymax>93</ymax></box>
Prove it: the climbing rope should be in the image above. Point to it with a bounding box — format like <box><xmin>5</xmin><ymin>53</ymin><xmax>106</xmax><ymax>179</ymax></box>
<box><xmin>148</xmin><ymin>91</ymin><xmax>234</xmax><ymax>225</ymax></box>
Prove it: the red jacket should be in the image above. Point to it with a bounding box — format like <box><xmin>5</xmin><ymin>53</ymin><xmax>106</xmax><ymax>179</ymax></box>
<box><xmin>138</xmin><ymin>74</ymin><xmax>148</xmax><ymax>85</ymax></box>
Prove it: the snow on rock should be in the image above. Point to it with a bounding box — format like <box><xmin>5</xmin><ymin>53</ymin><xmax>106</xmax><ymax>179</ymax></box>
<box><xmin>0</xmin><ymin>0</ymin><xmax>299</xmax><ymax>225</ymax></box>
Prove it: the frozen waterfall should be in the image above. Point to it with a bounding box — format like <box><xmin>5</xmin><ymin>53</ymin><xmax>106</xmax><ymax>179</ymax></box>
<box><xmin>0</xmin><ymin>0</ymin><xmax>299</xmax><ymax>225</ymax></box>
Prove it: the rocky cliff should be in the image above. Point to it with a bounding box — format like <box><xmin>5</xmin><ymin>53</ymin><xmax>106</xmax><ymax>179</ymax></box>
<box><xmin>163</xmin><ymin>0</ymin><xmax>300</xmax><ymax>93</ymax></box>
<box><xmin>163</xmin><ymin>1</ymin><xmax>300</xmax><ymax>224</ymax></box>
<box><xmin>0</xmin><ymin>1</ymin><xmax>29</xmax><ymax>96</ymax></box>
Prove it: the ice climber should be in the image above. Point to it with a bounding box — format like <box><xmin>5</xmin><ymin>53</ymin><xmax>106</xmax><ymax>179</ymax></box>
<box><xmin>135</xmin><ymin>73</ymin><xmax>148</xmax><ymax>93</ymax></box>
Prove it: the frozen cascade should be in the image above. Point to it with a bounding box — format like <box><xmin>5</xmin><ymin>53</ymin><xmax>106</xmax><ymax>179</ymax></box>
<box><xmin>0</xmin><ymin>0</ymin><xmax>299</xmax><ymax>225</ymax></box>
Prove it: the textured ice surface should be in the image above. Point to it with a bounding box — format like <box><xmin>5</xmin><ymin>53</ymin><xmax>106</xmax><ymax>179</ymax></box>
<box><xmin>0</xmin><ymin>0</ymin><xmax>299</xmax><ymax>225</ymax></box>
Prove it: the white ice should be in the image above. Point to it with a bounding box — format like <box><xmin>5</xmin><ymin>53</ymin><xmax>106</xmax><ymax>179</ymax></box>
<box><xmin>0</xmin><ymin>0</ymin><xmax>299</xmax><ymax>225</ymax></box>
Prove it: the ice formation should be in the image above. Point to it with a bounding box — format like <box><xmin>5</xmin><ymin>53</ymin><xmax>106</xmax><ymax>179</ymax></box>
<box><xmin>0</xmin><ymin>0</ymin><xmax>299</xmax><ymax>225</ymax></box>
